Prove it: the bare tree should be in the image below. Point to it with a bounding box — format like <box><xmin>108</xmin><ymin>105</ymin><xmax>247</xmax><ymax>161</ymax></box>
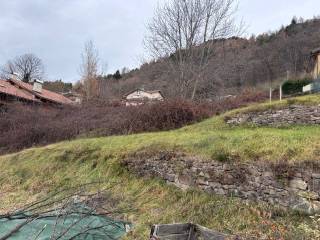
<box><xmin>1</xmin><ymin>54</ymin><xmax>45</xmax><ymax>83</ymax></box>
<box><xmin>80</xmin><ymin>41</ymin><xmax>100</xmax><ymax>100</ymax></box>
<box><xmin>145</xmin><ymin>0</ymin><xmax>242</xmax><ymax>99</ymax></box>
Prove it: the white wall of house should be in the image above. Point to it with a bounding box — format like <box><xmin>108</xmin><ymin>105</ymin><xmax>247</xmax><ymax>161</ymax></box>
<box><xmin>126</xmin><ymin>90</ymin><xmax>163</xmax><ymax>101</ymax></box>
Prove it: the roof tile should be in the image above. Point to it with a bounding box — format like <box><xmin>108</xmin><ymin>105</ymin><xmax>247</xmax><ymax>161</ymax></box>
<box><xmin>0</xmin><ymin>79</ymin><xmax>73</xmax><ymax>105</ymax></box>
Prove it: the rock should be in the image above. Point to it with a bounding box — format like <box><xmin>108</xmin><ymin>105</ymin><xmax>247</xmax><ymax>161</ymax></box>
<box><xmin>191</xmin><ymin>167</ymin><xmax>198</xmax><ymax>173</ymax></box>
<box><xmin>248</xmin><ymin>167</ymin><xmax>261</xmax><ymax>176</ymax></box>
<box><xmin>292</xmin><ymin>198</ymin><xmax>313</xmax><ymax>214</ymax></box>
<box><xmin>174</xmin><ymin>181</ymin><xmax>190</xmax><ymax>191</ymax></box>
<box><xmin>266</xmin><ymin>188</ymin><xmax>276</xmax><ymax>195</ymax></box>
<box><xmin>289</xmin><ymin>179</ymin><xmax>308</xmax><ymax>190</ymax></box>
<box><xmin>222</xmin><ymin>185</ymin><xmax>236</xmax><ymax>190</ymax></box>
<box><xmin>178</xmin><ymin>174</ymin><xmax>195</xmax><ymax>186</ymax></box>
<box><xmin>164</xmin><ymin>173</ymin><xmax>176</xmax><ymax>182</ymax></box>
<box><xmin>267</xmin><ymin>197</ymin><xmax>275</xmax><ymax>205</ymax></box>
<box><xmin>244</xmin><ymin>191</ymin><xmax>258</xmax><ymax>199</ymax></box>
<box><xmin>294</xmin><ymin>173</ymin><xmax>302</xmax><ymax>178</ymax></box>
<box><xmin>196</xmin><ymin>178</ymin><xmax>209</xmax><ymax>186</ymax></box>
<box><xmin>311</xmin><ymin>179</ymin><xmax>320</xmax><ymax>192</ymax></box>
<box><xmin>311</xmin><ymin>201</ymin><xmax>320</xmax><ymax>213</ymax></box>
<box><xmin>312</xmin><ymin>173</ymin><xmax>320</xmax><ymax>179</ymax></box>
<box><xmin>214</xmin><ymin>188</ymin><xmax>226</xmax><ymax>195</ymax></box>
<box><xmin>223</xmin><ymin>164</ymin><xmax>232</xmax><ymax>171</ymax></box>
<box><xmin>298</xmin><ymin>191</ymin><xmax>319</xmax><ymax>200</ymax></box>
<box><xmin>209</xmin><ymin>182</ymin><xmax>222</xmax><ymax>189</ymax></box>
<box><xmin>262</xmin><ymin>171</ymin><xmax>273</xmax><ymax>178</ymax></box>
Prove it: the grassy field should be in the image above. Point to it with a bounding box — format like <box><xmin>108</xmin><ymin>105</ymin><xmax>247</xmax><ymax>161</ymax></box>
<box><xmin>1</xmin><ymin>94</ymin><xmax>320</xmax><ymax>239</ymax></box>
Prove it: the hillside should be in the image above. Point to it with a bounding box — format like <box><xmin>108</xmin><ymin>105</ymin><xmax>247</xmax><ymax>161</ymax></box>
<box><xmin>105</xmin><ymin>17</ymin><xmax>320</xmax><ymax>99</ymax></box>
<box><xmin>1</xmin><ymin>94</ymin><xmax>320</xmax><ymax>239</ymax></box>
<box><xmin>0</xmin><ymin>91</ymin><xmax>267</xmax><ymax>155</ymax></box>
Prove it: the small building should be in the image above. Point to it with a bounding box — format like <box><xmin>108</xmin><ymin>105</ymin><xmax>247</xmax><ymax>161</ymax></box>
<box><xmin>303</xmin><ymin>81</ymin><xmax>320</xmax><ymax>93</ymax></box>
<box><xmin>303</xmin><ymin>48</ymin><xmax>320</xmax><ymax>93</ymax></box>
<box><xmin>0</xmin><ymin>77</ymin><xmax>73</xmax><ymax>105</ymax></box>
<box><xmin>123</xmin><ymin>88</ymin><xmax>164</xmax><ymax>106</ymax></box>
<box><xmin>311</xmin><ymin>47</ymin><xmax>320</xmax><ymax>79</ymax></box>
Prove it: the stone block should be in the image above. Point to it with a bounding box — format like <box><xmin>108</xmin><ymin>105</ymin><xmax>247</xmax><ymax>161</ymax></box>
<box><xmin>213</xmin><ymin>188</ymin><xmax>226</xmax><ymax>195</ymax></box>
<box><xmin>178</xmin><ymin>174</ymin><xmax>195</xmax><ymax>186</ymax></box>
<box><xmin>311</xmin><ymin>178</ymin><xmax>320</xmax><ymax>192</ymax></box>
<box><xmin>209</xmin><ymin>182</ymin><xmax>222</xmax><ymax>189</ymax></box>
<box><xmin>223</xmin><ymin>164</ymin><xmax>232</xmax><ymax>171</ymax></box>
<box><xmin>262</xmin><ymin>171</ymin><xmax>273</xmax><ymax>178</ymax></box>
<box><xmin>311</xmin><ymin>201</ymin><xmax>320</xmax><ymax>213</ymax></box>
<box><xmin>289</xmin><ymin>179</ymin><xmax>308</xmax><ymax>190</ymax></box>
<box><xmin>221</xmin><ymin>174</ymin><xmax>235</xmax><ymax>185</ymax></box>
<box><xmin>222</xmin><ymin>185</ymin><xmax>236</xmax><ymax>190</ymax></box>
<box><xmin>267</xmin><ymin>188</ymin><xmax>276</xmax><ymax>195</ymax></box>
<box><xmin>312</xmin><ymin>173</ymin><xmax>320</xmax><ymax>179</ymax></box>
<box><xmin>164</xmin><ymin>173</ymin><xmax>176</xmax><ymax>182</ymax></box>
<box><xmin>244</xmin><ymin>191</ymin><xmax>258</xmax><ymax>200</ymax></box>
<box><xmin>247</xmin><ymin>167</ymin><xmax>261</xmax><ymax>176</ymax></box>
<box><xmin>292</xmin><ymin>198</ymin><xmax>314</xmax><ymax>215</ymax></box>
<box><xmin>196</xmin><ymin>178</ymin><xmax>209</xmax><ymax>186</ymax></box>
<box><xmin>298</xmin><ymin>191</ymin><xmax>319</xmax><ymax>200</ymax></box>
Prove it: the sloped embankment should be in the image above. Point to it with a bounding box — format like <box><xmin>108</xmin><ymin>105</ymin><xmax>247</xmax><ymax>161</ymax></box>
<box><xmin>2</xmin><ymin>95</ymin><xmax>320</xmax><ymax>238</ymax></box>
<box><xmin>124</xmin><ymin>150</ymin><xmax>320</xmax><ymax>215</ymax></box>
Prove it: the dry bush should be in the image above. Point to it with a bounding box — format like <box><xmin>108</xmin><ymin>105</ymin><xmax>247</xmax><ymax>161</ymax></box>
<box><xmin>0</xmin><ymin>90</ymin><xmax>267</xmax><ymax>155</ymax></box>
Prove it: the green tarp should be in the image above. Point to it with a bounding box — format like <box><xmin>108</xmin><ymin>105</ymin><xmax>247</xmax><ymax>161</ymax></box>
<box><xmin>0</xmin><ymin>204</ymin><xmax>130</xmax><ymax>240</ymax></box>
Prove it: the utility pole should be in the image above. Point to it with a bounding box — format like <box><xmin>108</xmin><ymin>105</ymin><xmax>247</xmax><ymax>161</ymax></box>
<box><xmin>269</xmin><ymin>87</ymin><xmax>272</xmax><ymax>103</ymax></box>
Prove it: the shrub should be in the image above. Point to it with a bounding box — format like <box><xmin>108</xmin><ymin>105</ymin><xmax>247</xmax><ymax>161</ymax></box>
<box><xmin>0</xmin><ymin>90</ymin><xmax>268</xmax><ymax>155</ymax></box>
<box><xmin>282</xmin><ymin>78</ymin><xmax>313</xmax><ymax>95</ymax></box>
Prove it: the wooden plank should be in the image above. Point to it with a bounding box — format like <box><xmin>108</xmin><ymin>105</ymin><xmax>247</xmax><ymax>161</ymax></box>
<box><xmin>195</xmin><ymin>225</ymin><xmax>226</xmax><ymax>240</ymax></box>
<box><xmin>157</xmin><ymin>233</ymin><xmax>190</xmax><ymax>240</ymax></box>
<box><xmin>156</xmin><ymin>223</ymin><xmax>191</xmax><ymax>236</ymax></box>
<box><xmin>151</xmin><ymin>223</ymin><xmax>228</xmax><ymax>240</ymax></box>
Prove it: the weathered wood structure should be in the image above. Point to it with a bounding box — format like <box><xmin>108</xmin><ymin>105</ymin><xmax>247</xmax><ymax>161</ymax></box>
<box><xmin>150</xmin><ymin>223</ymin><xmax>228</xmax><ymax>240</ymax></box>
<box><xmin>303</xmin><ymin>48</ymin><xmax>320</xmax><ymax>93</ymax></box>
<box><xmin>311</xmin><ymin>48</ymin><xmax>320</xmax><ymax>79</ymax></box>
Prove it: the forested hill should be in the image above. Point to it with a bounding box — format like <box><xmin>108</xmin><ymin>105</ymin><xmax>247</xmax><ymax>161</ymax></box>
<box><xmin>108</xmin><ymin>17</ymin><xmax>320</xmax><ymax>99</ymax></box>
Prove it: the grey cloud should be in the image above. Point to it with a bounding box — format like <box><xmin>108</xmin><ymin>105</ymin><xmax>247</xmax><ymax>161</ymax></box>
<box><xmin>0</xmin><ymin>0</ymin><xmax>318</xmax><ymax>82</ymax></box>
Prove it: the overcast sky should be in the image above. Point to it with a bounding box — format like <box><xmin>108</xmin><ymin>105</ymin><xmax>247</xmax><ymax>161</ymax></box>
<box><xmin>0</xmin><ymin>0</ymin><xmax>319</xmax><ymax>83</ymax></box>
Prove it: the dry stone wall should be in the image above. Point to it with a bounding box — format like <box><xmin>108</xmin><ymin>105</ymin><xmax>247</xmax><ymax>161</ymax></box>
<box><xmin>226</xmin><ymin>105</ymin><xmax>320</xmax><ymax>126</ymax></box>
<box><xmin>123</xmin><ymin>151</ymin><xmax>320</xmax><ymax>214</ymax></box>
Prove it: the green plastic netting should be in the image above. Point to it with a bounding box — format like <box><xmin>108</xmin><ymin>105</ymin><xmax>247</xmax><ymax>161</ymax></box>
<box><xmin>0</xmin><ymin>204</ymin><xmax>130</xmax><ymax>240</ymax></box>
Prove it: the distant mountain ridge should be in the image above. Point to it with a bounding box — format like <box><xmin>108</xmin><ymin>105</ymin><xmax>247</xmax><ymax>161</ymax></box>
<box><xmin>109</xmin><ymin>17</ymin><xmax>320</xmax><ymax>99</ymax></box>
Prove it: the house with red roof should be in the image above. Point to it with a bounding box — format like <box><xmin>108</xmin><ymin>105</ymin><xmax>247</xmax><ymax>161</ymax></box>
<box><xmin>0</xmin><ymin>77</ymin><xmax>73</xmax><ymax>105</ymax></box>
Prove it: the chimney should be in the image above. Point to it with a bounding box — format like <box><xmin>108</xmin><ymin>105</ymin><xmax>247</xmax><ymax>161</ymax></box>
<box><xmin>32</xmin><ymin>79</ymin><xmax>43</xmax><ymax>93</ymax></box>
<box><xmin>9</xmin><ymin>72</ymin><xmax>20</xmax><ymax>81</ymax></box>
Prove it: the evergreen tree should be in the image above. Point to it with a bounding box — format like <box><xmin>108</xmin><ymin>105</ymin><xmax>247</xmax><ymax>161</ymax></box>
<box><xmin>113</xmin><ymin>70</ymin><xmax>121</xmax><ymax>80</ymax></box>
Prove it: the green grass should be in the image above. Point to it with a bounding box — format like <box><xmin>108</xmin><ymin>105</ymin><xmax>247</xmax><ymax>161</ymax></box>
<box><xmin>1</xmin><ymin>94</ymin><xmax>320</xmax><ymax>238</ymax></box>
<box><xmin>0</xmin><ymin>144</ymin><xmax>314</xmax><ymax>239</ymax></box>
